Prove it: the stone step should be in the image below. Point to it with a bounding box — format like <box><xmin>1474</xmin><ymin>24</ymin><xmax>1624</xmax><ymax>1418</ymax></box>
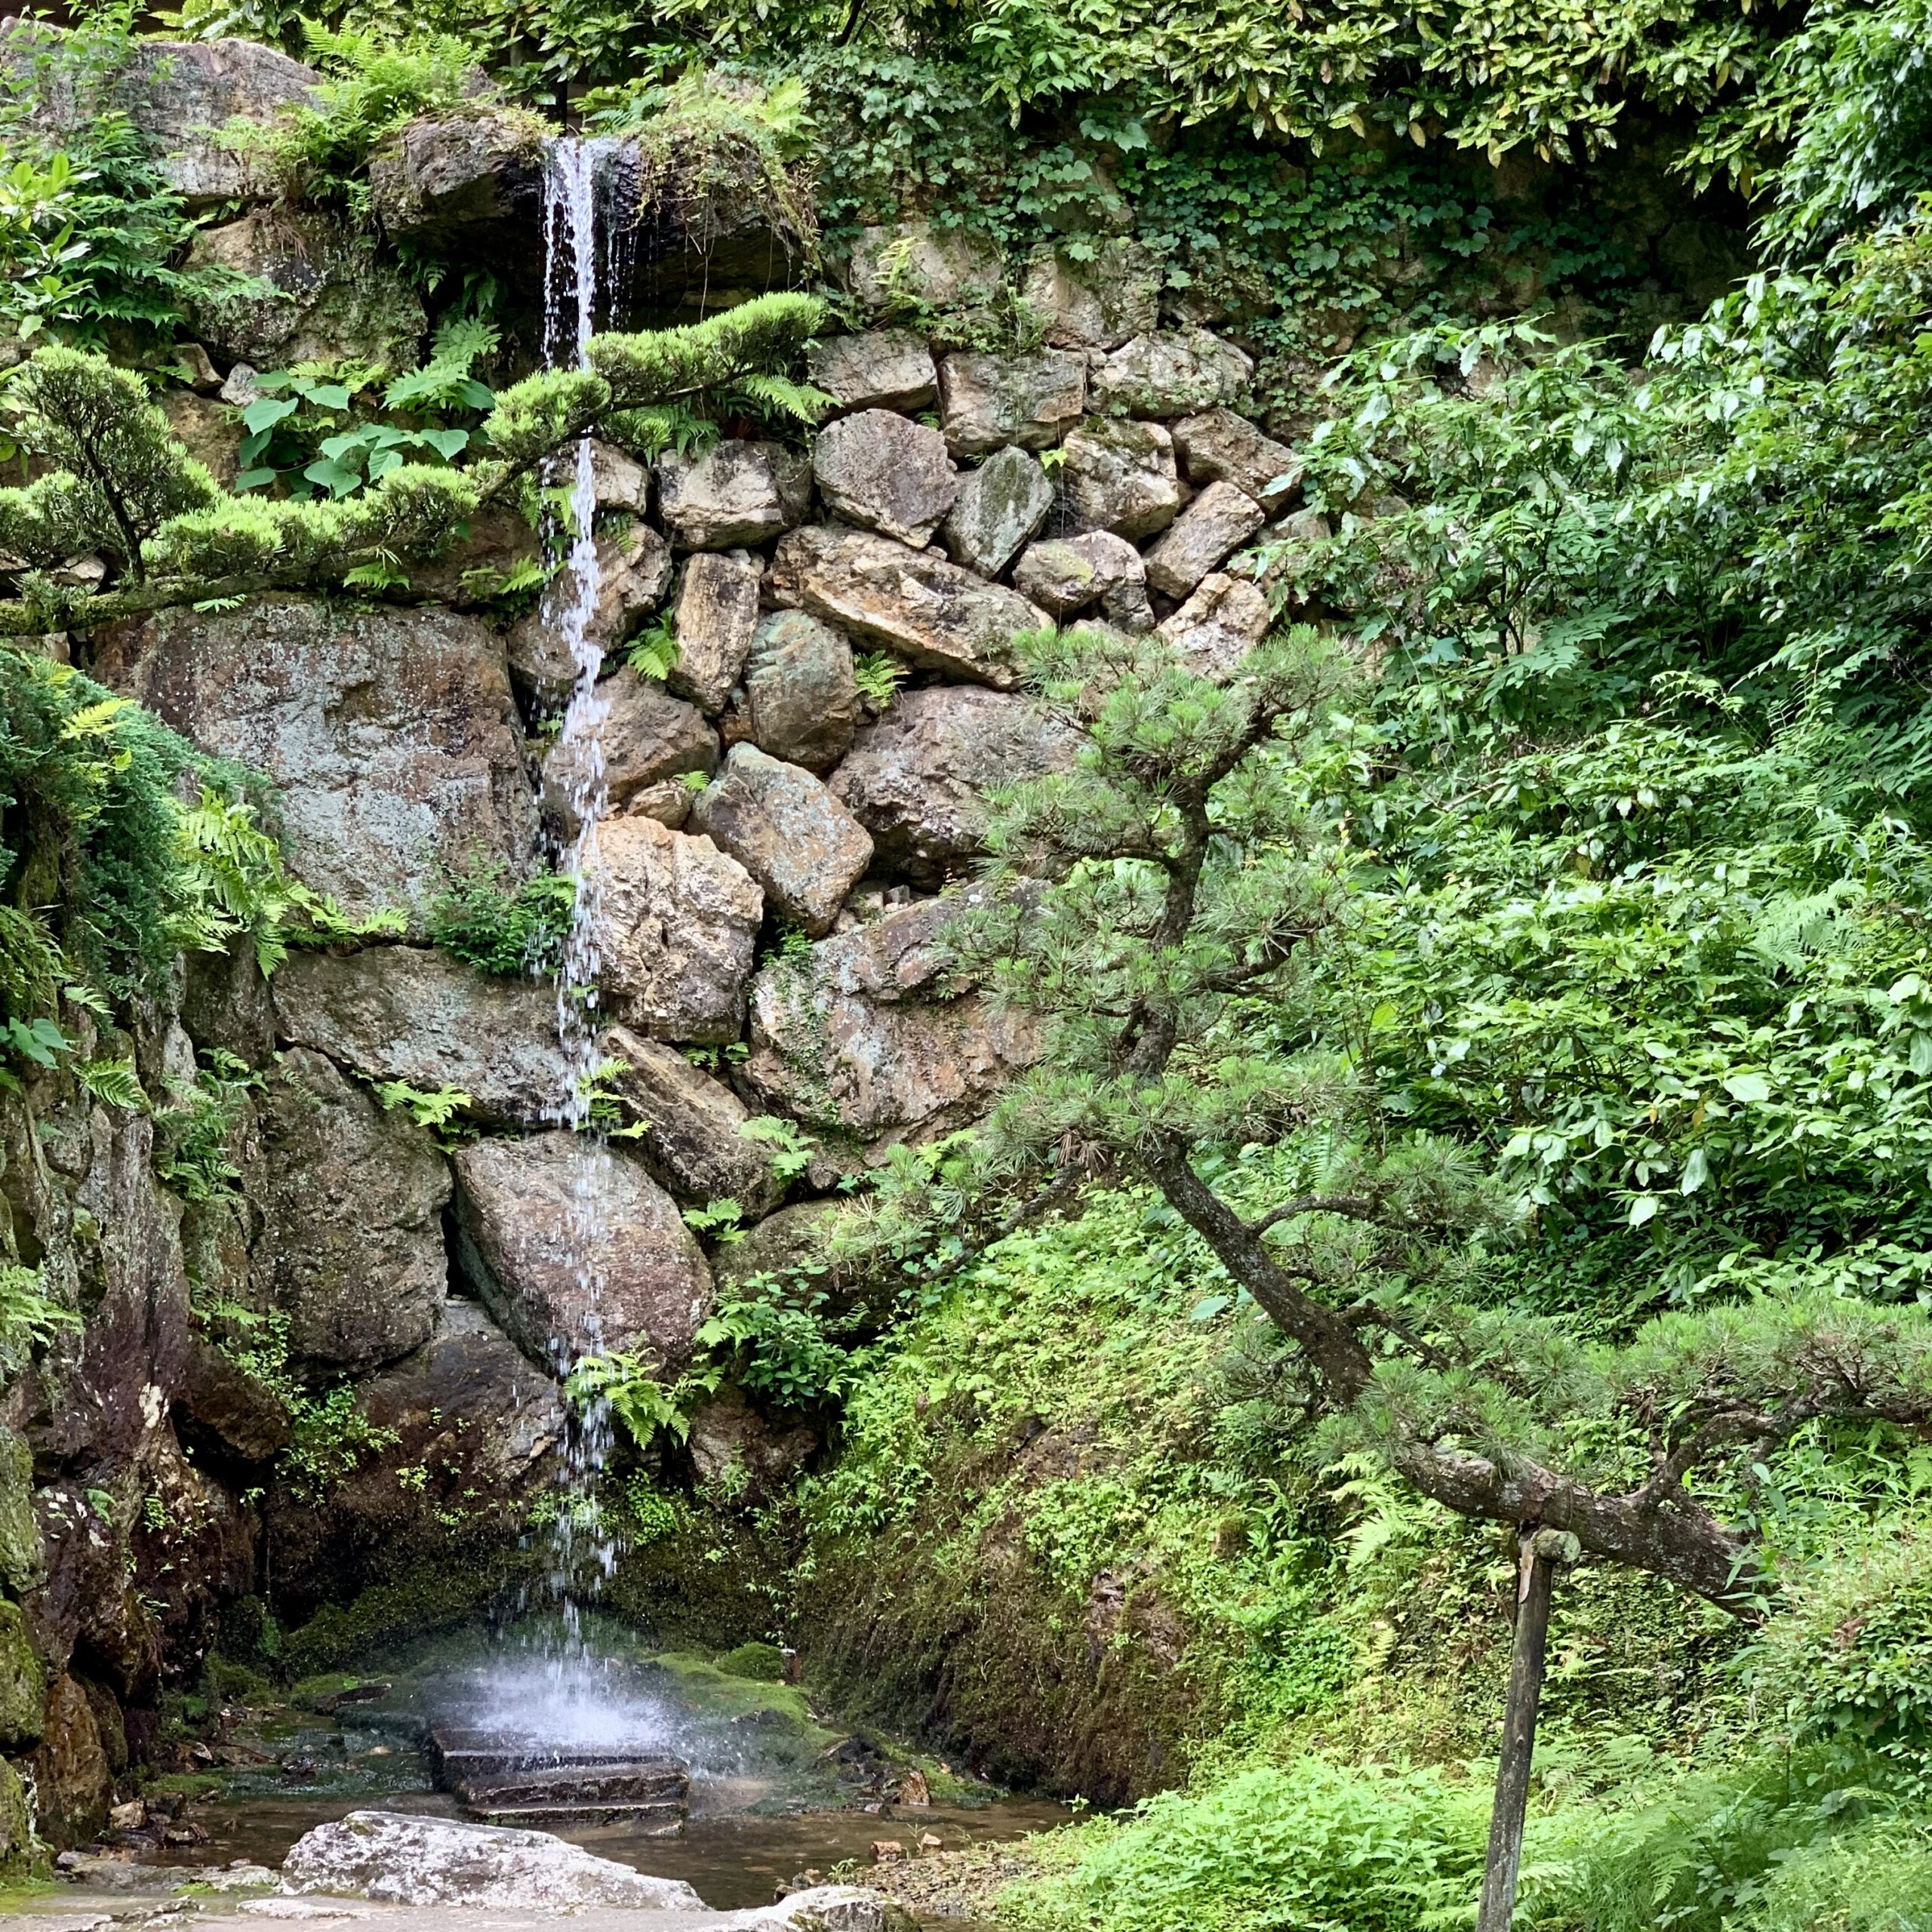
<box><xmin>462</xmin><ymin>1798</ymin><xmax>686</xmax><ymax>1833</ymax></box>
<box><xmin>427</xmin><ymin>1726</ymin><xmax>691</xmax><ymax>1829</ymax></box>
<box><xmin>454</xmin><ymin>1763</ymin><xmax>689</xmax><ymax>1807</ymax></box>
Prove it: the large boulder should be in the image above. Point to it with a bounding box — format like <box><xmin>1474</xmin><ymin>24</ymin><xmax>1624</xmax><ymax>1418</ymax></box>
<box><xmin>251</xmin><ymin>1048</ymin><xmax>452</xmax><ymax>1373</ymax></box>
<box><xmin>542</xmin><ymin>670</ymin><xmax>717</xmax><ymax>835</ymax></box>
<box><xmin>1158</xmin><ymin>571</ymin><xmax>1273</xmax><ymax>678</ymax></box>
<box><xmin>811</xmin><ymin>410</ymin><xmax>958</xmax><ymax>547</ymax></box>
<box><xmin>941</xmin><ymin>446</ymin><xmax>1055</xmax><ymax>579</ymax></box>
<box><xmin>829</xmin><ymin>688</ymin><xmax>1077</xmax><ymax>885</ymax></box>
<box><xmin>806</xmin><ymin>331</ymin><xmax>938</xmax><ymax>413</ymax></box>
<box><xmin>1091</xmin><ymin>329</ymin><xmax>1254</xmax><ymax>417</ymax></box>
<box><xmin>32</xmin><ymin>1675</ymin><xmax>111</xmax><ymax>1846</ymax></box>
<box><xmin>2</xmin><ymin>29</ymin><xmax>318</xmax><ymax>208</ymax></box>
<box><xmin>506</xmin><ymin>518</ymin><xmax>672</xmax><ymax>703</ymax></box>
<box><xmin>1143</xmin><ymin>480</ymin><xmax>1266</xmax><ymax>599</ymax></box>
<box><xmin>743</xmin><ymin>611</ymin><xmax>860</xmax><ymax>774</ymax></box>
<box><xmin>1171</xmin><ymin>408</ymin><xmax>1303</xmax><ymax>513</ymax></box>
<box><xmin>1012</xmin><ymin>530</ymin><xmax>1153</xmax><ymax>629</ymax></box>
<box><xmin>184</xmin><ymin>208</ymin><xmax>426</xmax><ymax>368</ymax></box>
<box><xmin>848</xmin><ymin>221</ymin><xmax>1003</xmax><ymax>312</ymax></box>
<box><xmin>740</xmin><ymin>895</ymin><xmax>1039</xmax><ymax>1156</ymax></box>
<box><xmin>1061</xmin><ymin>417</ymin><xmax>1181</xmax><ymax>541</ymax></box>
<box><xmin>272</xmin><ymin>946</ymin><xmax>568</xmax><ymax>1128</ymax></box>
<box><xmin>769</xmin><ymin>528</ymin><xmax>1048</xmax><ymax>690</ymax></box>
<box><xmin>937</xmin><ymin>351</ymin><xmax>1087</xmax><ymax>456</ymax></box>
<box><xmin>1020</xmin><ymin>240</ymin><xmax>1161</xmax><ymax>351</ymax></box>
<box><xmin>601</xmin><ymin>1026</ymin><xmax>784</xmax><ymax>1214</ymax></box>
<box><xmin>368</xmin><ymin>109</ymin><xmax>545</xmax><ymax>244</ymax></box>
<box><xmin>586</xmin><ymin>814</ymin><xmax>763</xmax><ymax>1043</ymax></box>
<box><xmin>657</xmin><ymin>441</ymin><xmax>811</xmax><ymax>549</ymax></box>
<box><xmin>451</xmin><ymin>1134</ymin><xmax>712</xmax><ymax>1371</ymax></box>
<box><xmin>689</xmin><ymin>745</ymin><xmax>875</xmax><ymax>937</ymax></box>
<box><xmin>94</xmin><ymin>596</ymin><xmax>537</xmax><ymax>923</ymax></box>
<box><xmin>281</xmin><ymin>1812</ymin><xmax>703</xmax><ymax>1910</ymax></box>
<box><xmin>670</xmin><ymin>549</ymin><xmax>762</xmax><ymax>712</ymax></box>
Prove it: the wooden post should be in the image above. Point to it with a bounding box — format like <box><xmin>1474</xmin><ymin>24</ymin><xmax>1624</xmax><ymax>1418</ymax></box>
<box><xmin>1476</xmin><ymin>1526</ymin><xmax>1578</xmax><ymax>1932</ymax></box>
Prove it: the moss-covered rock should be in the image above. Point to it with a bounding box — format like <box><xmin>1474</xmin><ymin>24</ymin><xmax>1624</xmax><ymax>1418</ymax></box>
<box><xmin>0</xmin><ymin>1604</ymin><xmax>45</xmax><ymax>1752</ymax></box>
<box><xmin>0</xmin><ymin>1758</ymin><xmax>36</xmax><ymax>1882</ymax></box>
<box><xmin>0</xmin><ymin>1431</ymin><xmax>45</xmax><ymax>1595</ymax></box>
<box><xmin>280</xmin><ymin>1552</ymin><xmax>541</xmax><ymax>1679</ymax></box>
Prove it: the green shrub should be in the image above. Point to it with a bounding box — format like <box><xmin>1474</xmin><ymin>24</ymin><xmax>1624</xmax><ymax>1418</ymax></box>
<box><xmin>1003</xmin><ymin>1758</ymin><xmax>1488</xmax><ymax>1932</ymax></box>
<box><xmin>1740</xmin><ymin>1532</ymin><xmax>1932</xmax><ymax>1782</ymax></box>
<box><xmin>717</xmin><ymin>1640</ymin><xmax>786</xmax><ymax>1681</ymax></box>
<box><xmin>1522</xmin><ymin>1748</ymin><xmax>1930</xmax><ymax>1932</ymax></box>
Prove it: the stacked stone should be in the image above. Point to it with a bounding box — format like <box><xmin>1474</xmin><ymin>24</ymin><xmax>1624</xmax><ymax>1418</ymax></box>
<box><xmin>83</xmin><ymin>183</ymin><xmax>1327</xmax><ymax>1407</ymax></box>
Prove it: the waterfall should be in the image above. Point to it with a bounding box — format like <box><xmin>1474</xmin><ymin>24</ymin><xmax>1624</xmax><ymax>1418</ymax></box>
<box><xmin>540</xmin><ymin>134</ymin><xmax>620</xmax><ymax>1647</ymax></box>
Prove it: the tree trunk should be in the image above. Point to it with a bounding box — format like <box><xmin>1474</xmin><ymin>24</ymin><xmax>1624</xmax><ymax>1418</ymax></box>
<box><xmin>1476</xmin><ymin>1527</ymin><xmax>1574</xmax><ymax>1932</ymax></box>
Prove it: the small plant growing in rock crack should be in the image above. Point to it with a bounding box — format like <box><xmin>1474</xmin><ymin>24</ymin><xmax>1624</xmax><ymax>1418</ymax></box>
<box><xmin>625</xmin><ymin>615</ymin><xmax>680</xmax><ymax>682</ymax></box>
<box><xmin>154</xmin><ymin>1050</ymin><xmax>260</xmax><ymax>1202</ymax></box>
<box><xmin>373</xmin><ymin>1079</ymin><xmax>473</xmax><ymax>1137</ymax></box>
<box><xmin>0</xmin><ymin>1264</ymin><xmax>78</xmax><ymax>1377</ymax></box>
<box><xmin>740</xmin><ymin>1114</ymin><xmax>815</xmax><ymax>1181</ymax></box>
<box><xmin>853</xmin><ymin>651</ymin><xmax>908</xmax><ymax>712</ymax></box>
<box><xmin>684</xmin><ymin>1198</ymin><xmax>746</xmax><ymax>1244</ymax></box>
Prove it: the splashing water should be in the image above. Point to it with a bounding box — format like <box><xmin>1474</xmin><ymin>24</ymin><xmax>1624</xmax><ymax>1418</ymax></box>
<box><xmin>540</xmin><ymin>135</ymin><xmax>623</xmax><ymax>1655</ymax></box>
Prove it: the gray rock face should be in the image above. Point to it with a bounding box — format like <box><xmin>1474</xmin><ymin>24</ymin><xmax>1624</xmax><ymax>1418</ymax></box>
<box><xmin>251</xmin><ymin>1049</ymin><xmax>451</xmax><ymax>1373</ymax></box>
<box><xmin>587</xmin><ymin>814</ymin><xmax>763</xmax><ymax>1043</ymax></box>
<box><xmin>543</xmin><ymin>670</ymin><xmax>716</xmax><ymax>834</ymax></box>
<box><xmin>1061</xmin><ymin>417</ymin><xmax>1182</xmax><ymax>541</ymax></box>
<box><xmin>281</xmin><ymin>1812</ymin><xmax>704</xmax><ymax>1911</ymax></box>
<box><xmin>273</xmin><ymin>947</ymin><xmax>568</xmax><ymax>1127</ymax></box>
<box><xmin>937</xmin><ymin>351</ymin><xmax>1087</xmax><ymax>455</ymax></box>
<box><xmin>601</xmin><ymin>1026</ymin><xmax>783</xmax><ymax>1214</ymax></box>
<box><xmin>657</xmin><ymin>441</ymin><xmax>811</xmax><ymax>549</ymax></box>
<box><xmin>770</xmin><ymin>527</ymin><xmax>1048</xmax><ymax>690</ymax></box>
<box><xmin>690</xmin><ymin>745</ymin><xmax>875</xmax><ymax>937</ymax></box>
<box><xmin>688</xmin><ymin>1385</ymin><xmax>817</xmax><ymax>1502</ymax></box>
<box><xmin>184</xmin><ymin>209</ymin><xmax>426</xmax><ymax>368</ymax></box>
<box><xmin>95</xmin><ymin>596</ymin><xmax>537</xmax><ymax>921</ymax></box>
<box><xmin>588</xmin><ymin>438</ymin><xmax>650</xmax><ymax>513</ymax></box>
<box><xmin>366</xmin><ymin>110</ymin><xmax>543</xmax><ymax>243</ymax></box>
<box><xmin>671</xmin><ymin>549</ymin><xmax>762</xmax><ymax>712</ymax></box>
<box><xmin>941</xmin><ymin>446</ymin><xmax>1055</xmax><ymax>579</ymax></box>
<box><xmin>1171</xmin><ymin>408</ymin><xmax>1303</xmax><ymax>512</ymax></box>
<box><xmin>506</xmin><ymin>518</ymin><xmax>672</xmax><ymax>700</ymax></box>
<box><xmin>1143</xmin><ymin>480</ymin><xmax>1266</xmax><ymax>598</ymax></box>
<box><xmin>744</xmin><ymin>611</ymin><xmax>860</xmax><ymax>774</ymax></box>
<box><xmin>811</xmin><ymin>410</ymin><xmax>958</xmax><ymax>546</ymax></box>
<box><xmin>1158</xmin><ymin>571</ymin><xmax>1274</xmax><ymax>678</ymax></box>
<box><xmin>1012</xmin><ymin>530</ymin><xmax>1152</xmax><ymax>629</ymax></box>
<box><xmin>807</xmin><ymin>330</ymin><xmax>938</xmax><ymax>413</ymax></box>
<box><xmin>1092</xmin><ymin>329</ymin><xmax>1256</xmax><ymax>417</ymax></box>
<box><xmin>848</xmin><ymin>221</ymin><xmax>1003</xmax><ymax>311</ymax></box>
<box><xmin>3</xmin><ymin>29</ymin><xmax>318</xmax><ymax>208</ymax></box>
<box><xmin>829</xmin><ymin>687</ymin><xmax>1078</xmax><ymax>885</ymax></box>
<box><xmin>740</xmin><ymin>895</ymin><xmax>1039</xmax><ymax>1155</ymax></box>
<box><xmin>451</xmin><ymin>1134</ymin><xmax>712</xmax><ymax>1372</ymax></box>
<box><xmin>1020</xmin><ymin>239</ymin><xmax>1161</xmax><ymax>350</ymax></box>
